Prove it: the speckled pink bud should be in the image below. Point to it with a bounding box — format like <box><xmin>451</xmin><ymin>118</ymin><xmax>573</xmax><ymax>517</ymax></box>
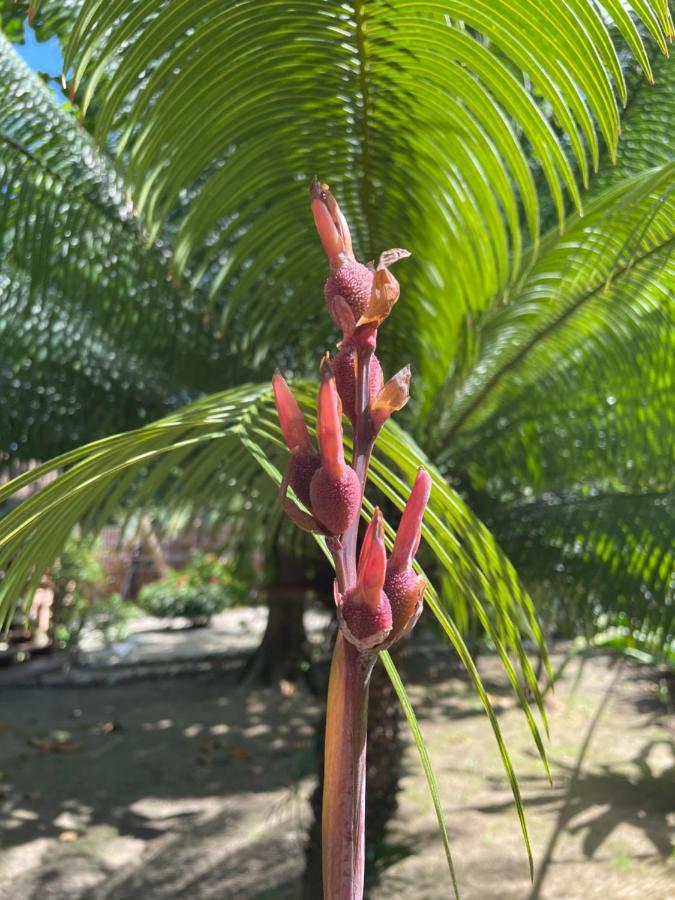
<box><xmin>338</xmin><ymin>510</ymin><xmax>392</xmax><ymax>649</ymax></box>
<box><xmin>331</xmin><ymin>342</ymin><xmax>383</xmax><ymax>422</ymax></box>
<box><xmin>288</xmin><ymin>446</ymin><xmax>321</xmax><ymax>509</ymax></box>
<box><xmin>309</xmin><ymin>465</ymin><xmax>360</xmax><ymax>535</ymax></box>
<box><xmin>385</xmin><ymin>469</ymin><xmax>431</xmax><ymax>640</ymax></box>
<box><xmin>341</xmin><ymin>587</ymin><xmax>392</xmax><ymax>647</ymax></box>
<box><xmin>324</xmin><ymin>260</ymin><xmax>374</xmax><ymax>325</ymax></box>
<box><xmin>384</xmin><ymin>567</ymin><xmax>425</xmax><ymax>637</ymax></box>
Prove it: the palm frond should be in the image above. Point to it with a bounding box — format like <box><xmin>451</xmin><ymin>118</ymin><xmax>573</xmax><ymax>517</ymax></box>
<box><xmin>0</xmin><ymin>376</ymin><xmax>551</xmax><ymax>867</ymax></box>
<box><xmin>53</xmin><ymin>0</ymin><xmax>672</xmax><ymax>394</ymax></box>
<box><xmin>437</xmin><ymin>163</ymin><xmax>674</xmax><ymax>470</ymax></box>
<box><xmin>0</xmin><ymin>0</ymin><xmax>81</xmax><ymax>43</ymax></box>
<box><xmin>456</xmin><ymin>302</ymin><xmax>673</xmax><ymax>495</ymax></box>
<box><xmin>0</xmin><ymin>383</ymin><xmax>544</xmax><ymax>669</ymax></box>
<box><xmin>0</xmin><ymin>36</ymin><xmax>230</xmax><ymax>457</ymax></box>
<box><xmin>591</xmin><ymin>46</ymin><xmax>675</xmax><ymax>188</ymax></box>
<box><xmin>496</xmin><ymin>490</ymin><xmax>675</xmax><ymax>662</ymax></box>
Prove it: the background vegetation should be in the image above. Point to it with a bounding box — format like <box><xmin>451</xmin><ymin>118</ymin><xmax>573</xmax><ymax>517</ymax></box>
<box><xmin>0</xmin><ymin>0</ymin><xmax>673</xmax><ymax>889</ymax></box>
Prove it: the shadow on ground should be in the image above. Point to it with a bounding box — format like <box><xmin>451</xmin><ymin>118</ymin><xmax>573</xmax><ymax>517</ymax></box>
<box><xmin>0</xmin><ymin>645</ymin><xmax>672</xmax><ymax>899</ymax></box>
<box><xmin>0</xmin><ymin>671</ymin><xmax>318</xmax><ymax>898</ymax></box>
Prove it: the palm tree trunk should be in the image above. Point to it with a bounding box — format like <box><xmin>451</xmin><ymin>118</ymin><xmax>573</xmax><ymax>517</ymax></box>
<box><xmin>240</xmin><ymin>582</ymin><xmax>311</xmax><ymax>687</ymax></box>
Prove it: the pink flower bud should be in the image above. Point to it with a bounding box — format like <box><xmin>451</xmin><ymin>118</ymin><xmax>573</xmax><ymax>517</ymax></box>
<box><xmin>316</xmin><ymin>360</ymin><xmax>346</xmax><ymax>480</ymax></box>
<box><xmin>272</xmin><ymin>371</ymin><xmax>321</xmax><ymax>508</ymax></box>
<box><xmin>310</xmin><ymin>467</ymin><xmax>360</xmax><ymax>535</ymax></box>
<box><xmin>331</xmin><ymin>341</ymin><xmax>384</xmax><ymax>423</ymax></box>
<box><xmin>310</xmin><ymin>177</ymin><xmax>353</xmax><ymax>266</ymax></box>
<box><xmin>324</xmin><ymin>261</ymin><xmax>375</xmax><ymax>327</ymax></box>
<box><xmin>339</xmin><ymin>510</ymin><xmax>392</xmax><ymax>649</ymax></box>
<box><xmin>385</xmin><ymin>468</ymin><xmax>431</xmax><ymax>637</ymax></box>
<box><xmin>287</xmin><ymin>446</ymin><xmax>322</xmax><ymax>509</ymax></box>
<box><xmin>384</xmin><ymin>568</ymin><xmax>426</xmax><ymax>639</ymax></box>
<box><xmin>309</xmin><ymin>363</ymin><xmax>360</xmax><ymax>534</ymax></box>
<box><xmin>272</xmin><ymin>371</ymin><xmax>311</xmax><ymax>452</ymax></box>
<box><xmin>310</xmin><ymin>178</ymin><xmax>376</xmax><ymax>329</ymax></box>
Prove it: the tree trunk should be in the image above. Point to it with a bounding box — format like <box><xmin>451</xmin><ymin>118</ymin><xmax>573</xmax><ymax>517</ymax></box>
<box><xmin>240</xmin><ymin>583</ymin><xmax>312</xmax><ymax>687</ymax></box>
<box><xmin>139</xmin><ymin>515</ymin><xmax>169</xmax><ymax>578</ymax></box>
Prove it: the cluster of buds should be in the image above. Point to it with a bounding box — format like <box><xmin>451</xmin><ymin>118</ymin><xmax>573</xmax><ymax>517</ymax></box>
<box><xmin>272</xmin><ymin>179</ymin><xmax>430</xmax><ymax>653</ymax></box>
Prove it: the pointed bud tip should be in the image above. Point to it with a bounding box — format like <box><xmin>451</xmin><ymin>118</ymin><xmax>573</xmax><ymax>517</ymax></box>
<box><xmin>273</xmin><ymin>372</ymin><xmax>311</xmax><ymax>452</ymax></box>
<box><xmin>389</xmin><ymin>470</ymin><xmax>431</xmax><ymax>573</ymax></box>
<box><xmin>317</xmin><ymin>366</ymin><xmax>346</xmax><ymax>478</ymax></box>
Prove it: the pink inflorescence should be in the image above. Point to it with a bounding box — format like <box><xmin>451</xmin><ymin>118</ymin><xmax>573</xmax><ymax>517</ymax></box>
<box><xmin>272</xmin><ymin>178</ymin><xmax>428</xmax><ymax>653</ymax></box>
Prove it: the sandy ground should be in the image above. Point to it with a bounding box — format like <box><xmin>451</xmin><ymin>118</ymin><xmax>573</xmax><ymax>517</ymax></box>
<box><xmin>0</xmin><ymin>615</ymin><xmax>672</xmax><ymax>899</ymax></box>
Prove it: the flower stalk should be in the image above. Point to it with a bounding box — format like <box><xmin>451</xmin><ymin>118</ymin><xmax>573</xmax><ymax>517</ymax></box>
<box><xmin>273</xmin><ymin>180</ymin><xmax>429</xmax><ymax>899</ymax></box>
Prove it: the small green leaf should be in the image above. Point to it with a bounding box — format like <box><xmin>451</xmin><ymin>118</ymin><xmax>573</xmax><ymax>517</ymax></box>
<box><xmin>380</xmin><ymin>650</ymin><xmax>461</xmax><ymax>900</ymax></box>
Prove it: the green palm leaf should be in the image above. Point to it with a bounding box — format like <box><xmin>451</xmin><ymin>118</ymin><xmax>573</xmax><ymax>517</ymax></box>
<box><xmin>0</xmin><ymin>380</ymin><xmax>551</xmax><ymax>867</ymax></box>
<box><xmin>438</xmin><ymin>163</ymin><xmax>674</xmax><ymax>455</ymax></box>
<box><xmin>1</xmin><ymin>1</ymin><xmax>80</xmax><ymax>43</ymax></box>
<box><xmin>380</xmin><ymin>650</ymin><xmax>460</xmax><ymax>895</ymax></box>
<box><xmin>497</xmin><ymin>490</ymin><xmax>675</xmax><ymax>662</ymax></box>
<box><xmin>47</xmin><ymin>0</ymin><xmax>672</xmax><ymax>394</ymax></box>
<box><xmin>0</xmin><ymin>35</ymin><xmax>232</xmax><ymax>456</ymax></box>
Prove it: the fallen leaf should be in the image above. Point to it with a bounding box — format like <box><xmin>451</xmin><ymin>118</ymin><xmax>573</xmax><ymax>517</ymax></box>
<box><xmin>279</xmin><ymin>679</ymin><xmax>295</xmax><ymax>698</ymax></box>
<box><xmin>91</xmin><ymin>721</ymin><xmax>120</xmax><ymax>736</ymax></box>
<box><xmin>58</xmin><ymin>831</ymin><xmax>78</xmax><ymax>843</ymax></box>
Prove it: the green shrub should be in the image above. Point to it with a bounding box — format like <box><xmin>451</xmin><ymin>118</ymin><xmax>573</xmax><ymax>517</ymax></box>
<box><xmin>136</xmin><ymin>552</ymin><xmax>242</xmax><ymax>625</ymax></box>
<box><xmin>51</xmin><ymin>536</ymin><xmax>137</xmax><ymax>650</ymax></box>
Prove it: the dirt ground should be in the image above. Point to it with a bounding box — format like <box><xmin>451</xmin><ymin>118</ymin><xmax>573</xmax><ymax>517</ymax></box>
<box><xmin>0</xmin><ymin>631</ymin><xmax>672</xmax><ymax>899</ymax></box>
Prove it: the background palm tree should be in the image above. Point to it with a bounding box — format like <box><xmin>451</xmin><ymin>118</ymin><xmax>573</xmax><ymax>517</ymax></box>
<box><xmin>1</xmin><ymin>0</ymin><xmax>673</xmax><ymax>880</ymax></box>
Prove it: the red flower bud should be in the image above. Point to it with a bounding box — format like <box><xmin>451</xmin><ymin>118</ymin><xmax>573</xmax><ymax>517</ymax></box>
<box><xmin>287</xmin><ymin>446</ymin><xmax>322</xmax><ymax>509</ymax></box>
<box><xmin>310</xmin><ymin>178</ymin><xmax>375</xmax><ymax>331</ymax></box>
<box><xmin>272</xmin><ymin>371</ymin><xmax>321</xmax><ymax>508</ymax></box>
<box><xmin>309</xmin><ymin>362</ymin><xmax>360</xmax><ymax>534</ymax></box>
<box><xmin>310</xmin><ymin>466</ymin><xmax>360</xmax><ymax>535</ymax></box>
<box><xmin>385</xmin><ymin>468</ymin><xmax>431</xmax><ymax>638</ymax></box>
<box><xmin>310</xmin><ymin>177</ymin><xmax>353</xmax><ymax>266</ymax></box>
<box><xmin>339</xmin><ymin>510</ymin><xmax>392</xmax><ymax>649</ymax></box>
<box><xmin>331</xmin><ymin>341</ymin><xmax>384</xmax><ymax>423</ymax></box>
<box><xmin>273</xmin><ymin>370</ymin><xmax>311</xmax><ymax>452</ymax></box>
<box><xmin>316</xmin><ymin>359</ymin><xmax>346</xmax><ymax>480</ymax></box>
<box><xmin>384</xmin><ymin>568</ymin><xmax>426</xmax><ymax>638</ymax></box>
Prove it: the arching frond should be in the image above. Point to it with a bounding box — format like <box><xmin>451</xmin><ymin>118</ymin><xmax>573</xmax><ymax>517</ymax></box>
<box><xmin>438</xmin><ymin>163</ymin><xmax>674</xmax><ymax>470</ymax></box>
<box><xmin>0</xmin><ymin>36</ymin><xmax>229</xmax><ymax>457</ymax></box>
<box><xmin>495</xmin><ymin>490</ymin><xmax>675</xmax><ymax>662</ymax></box>
<box><xmin>0</xmin><ymin>379</ymin><xmax>551</xmax><ymax>860</ymax></box>
<box><xmin>54</xmin><ymin>0</ymin><xmax>672</xmax><ymax>386</ymax></box>
<box><xmin>1</xmin><ymin>0</ymin><xmax>81</xmax><ymax>43</ymax></box>
<box><xmin>0</xmin><ymin>383</ymin><xmax>546</xmax><ymax>672</ymax></box>
<box><xmin>592</xmin><ymin>48</ymin><xmax>675</xmax><ymax>188</ymax></box>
